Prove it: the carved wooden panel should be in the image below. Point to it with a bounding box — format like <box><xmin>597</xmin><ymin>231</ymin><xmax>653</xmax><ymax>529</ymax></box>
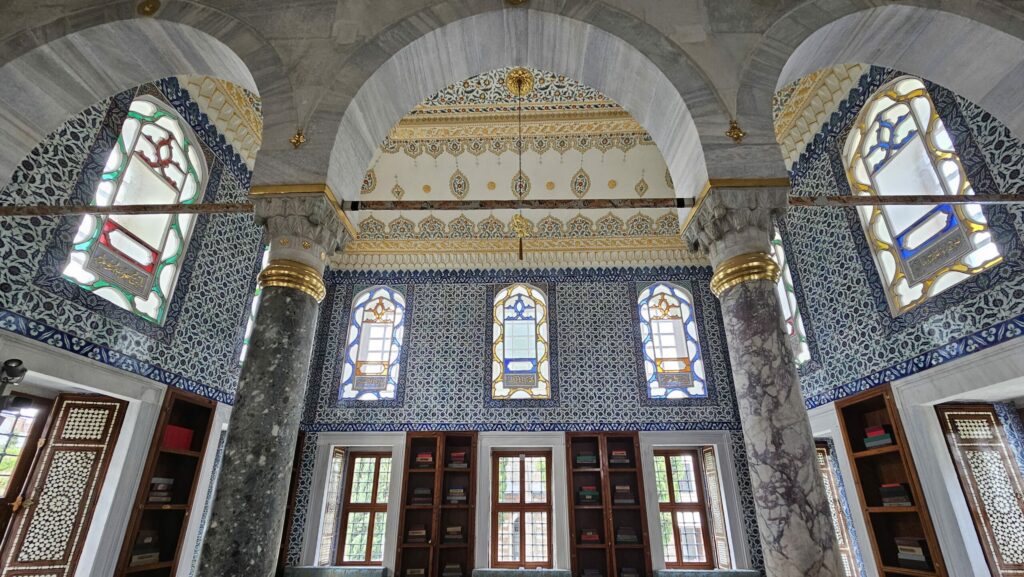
<box><xmin>0</xmin><ymin>394</ymin><xmax>127</xmax><ymax>577</ymax></box>
<box><xmin>937</xmin><ymin>404</ymin><xmax>1024</xmax><ymax>576</ymax></box>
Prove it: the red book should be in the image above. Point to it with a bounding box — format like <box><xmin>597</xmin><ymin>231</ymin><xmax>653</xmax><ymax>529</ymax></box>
<box><xmin>865</xmin><ymin>426</ymin><xmax>889</xmax><ymax>437</ymax></box>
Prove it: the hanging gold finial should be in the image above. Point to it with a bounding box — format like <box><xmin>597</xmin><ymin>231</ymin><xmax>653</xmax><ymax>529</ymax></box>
<box><xmin>290</xmin><ymin>129</ymin><xmax>307</xmax><ymax>149</ymax></box>
<box><xmin>510</xmin><ymin>213</ymin><xmax>531</xmax><ymax>261</ymax></box>
<box><xmin>725</xmin><ymin>119</ymin><xmax>746</xmax><ymax>144</ymax></box>
<box><xmin>136</xmin><ymin>0</ymin><xmax>160</xmax><ymax>16</ymax></box>
<box><xmin>505</xmin><ymin>67</ymin><xmax>535</xmax><ymax>98</ymax></box>
<box><xmin>506</xmin><ymin>0</ymin><xmax>529</xmax><ymax>5</ymax></box>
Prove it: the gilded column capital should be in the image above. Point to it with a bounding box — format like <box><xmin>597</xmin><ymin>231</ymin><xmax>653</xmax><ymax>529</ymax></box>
<box><xmin>257</xmin><ymin>259</ymin><xmax>327</xmax><ymax>302</ymax></box>
<box><xmin>254</xmin><ymin>193</ymin><xmax>349</xmax><ymax>273</ymax></box>
<box><xmin>682</xmin><ymin>186</ymin><xmax>788</xmax><ymax>267</ymax></box>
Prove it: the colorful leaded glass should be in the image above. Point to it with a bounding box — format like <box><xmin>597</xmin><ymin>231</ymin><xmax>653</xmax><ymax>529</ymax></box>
<box><xmin>239</xmin><ymin>245</ymin><xmax>270</xmax><ymax>364</ymax></box>
<box><xmin>769</xmin><ymin>229</ymin><xmax>811</xmax><ymax>366</ymax></box>
<box><xmin>491</xmin><ymin>284</ymin><xmax>550</xmax><ymax>400</ymax></box>
<box><xmin>62</xmin><ymin>96</ymin><xmax>206</xmax><ymax>324</ymax></box>
<box><xmin>340</xmin><ymin>286</ymin><xmax>406</xmax><ymax>401</ymax></box>
<box><xmin>638</xmin><ymin>283</ymin><xmax>706</xmax><ymax>399</ymax></box>
<box><xmin>843</xmin><ymin>76</ymin><xmax>1002</xmax><ymax>314</ymax></box>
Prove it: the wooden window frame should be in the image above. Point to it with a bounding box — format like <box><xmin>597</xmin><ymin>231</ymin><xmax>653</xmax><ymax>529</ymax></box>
<box><xmin>335</xmin><ymin>451</ymin><xmax>390</xmax><ymax>566</ymax></box>
<box><xmin>654</xmin><ymin>449</ymin><xmax>715</xmax><ymax>570</ymax></box>
<box><xmin>490</xmin><ymin>450</ymin><xmax>553</xmax><ymax>569</ymax></box>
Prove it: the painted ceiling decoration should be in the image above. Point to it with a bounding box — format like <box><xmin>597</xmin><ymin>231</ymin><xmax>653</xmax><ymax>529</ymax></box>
<box><xmin>772</xmin><ymin>63</ymin><xmax>869</xmax><ymax>168</ymax></box>
<box><xmin>356</xmin><ymin>67</ymin><xmax>680</xmax><ymax>248</ymax></box>
<box><xmin>178</xmin><ymin>75</ymin><xmax>262</xmax><ymax>169</ymax></box>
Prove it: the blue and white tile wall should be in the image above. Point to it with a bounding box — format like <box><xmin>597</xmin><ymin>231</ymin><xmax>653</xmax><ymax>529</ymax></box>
<box><xmin>0</xmin><ymin>78</ymin><xmax>262</xmax><ymax>402</ymax></box>
<box><xmin>995</xmin><ymin>403</ymin><xmax>1024</xmax><ymax>478</ymax></box>
<box><xmin>287</xmin><ymin>267</ymin><xmax>763</xmax><ymax>571</ymax></box>
<box><xmin>782</xmin><ymin>66</ymin><xmax>1024</xmax><ymax>408</ymax></box>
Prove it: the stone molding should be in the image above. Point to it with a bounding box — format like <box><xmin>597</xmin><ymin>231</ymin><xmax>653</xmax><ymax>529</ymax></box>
<box><xmin>254</xmin><ymin>193</ymin><xmax>348</xmax><ymax>270</ymax></box>
<box><xmin>683</xmin><ymin>187</ymin><xmax>789</xmax><ymax>266</ymax></box>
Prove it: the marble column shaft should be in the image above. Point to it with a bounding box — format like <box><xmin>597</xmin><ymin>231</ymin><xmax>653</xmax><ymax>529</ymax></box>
<box><xmin>685</xmin><ymin>187</ymin><xmax>841</xmax><ymax>576</ymax></box>
<box><xmin>198</xmin><ymin>194</ymin><xmax>344</xmax><ymax>577</ymax></box>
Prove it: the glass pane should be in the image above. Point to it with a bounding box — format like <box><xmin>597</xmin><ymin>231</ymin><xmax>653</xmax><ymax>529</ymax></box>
<box><xmin>497</xmin><ymin>456</ymin><xmax>521</xmax><ymax>503</ymax></box>
<box><xmin>497</xmin><ymin>511</ymin><xmax>521</xmax><ymax>563</ymax></box>
<box><xmin>669</xmin><ymin>455</ymin><xmax>699</xmax><ymax>503</ymax></box>
<box><xmin>375</xmin><ymin>457</ymin><xmax>391</xmax><ymax>503</ymax></box>
<box><xmin>660</xmin><ymin>511</ymin><xmax>678</xmax><ymax>564</ymax></box>
<box><xmin>524</xmin><ymin>456</ymin><xmax>547</xmax><ymax>504</ymax></box>
<box><xmin>350</xmin><ymin>457</ymin><xmax>377</xmax><ymax>504</ymax></box>
<box><xmin>524</xmin><ymin>511</ymin><xmax>549</xmax><ymax>563</ymax></box>
<box><xmin>654</xmin><ymin>456</ymin><xmax>671</xmax><ymax>503</ymax></box>
<box><xmin>317</xmin><ymin>449</ymin><xmax>346</xmax><ymax>566</ymax></box>
<box><xmin>675</xmin><ymin>511</ymin><xmax>707</xmax><ymax>563</ymax></box>
<box><xmin>370</xmin><ymin>512</ymin><xmax>387</xmax><ymax>562</ymax></box>
<box><xmin>343</xmin><ymin>511</ymin><xmax>370</xmax><ymax>562</ymax></box>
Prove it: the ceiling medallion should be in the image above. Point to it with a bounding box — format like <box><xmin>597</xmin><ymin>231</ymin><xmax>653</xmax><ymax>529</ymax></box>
<box><xmin>487</xmin><ymin>181</ymin><xmax>497</xmax><ymax>190</ymax></box>
<box><xmin>136</xmin><ymin>0</ymin><xmax>161</xmax><ymax>16</ymax></box>
<box><xmin>450</xmin><ymin>168</ymin><xmax>469</xmax><ymax>200</ymax></box>
<box><xmin>608</xmin><ymin>179</ymin><xmax>617</xmax><ymax>190</ymax></box>
<box><xmin>511</xmin><ymin>170</ymin><xmax>531</xmax><ymax>200</ymax></box>
<box><xmin>505</xmin><ymin>67</ymin><xmax>535</xmax><ymax>98</ymax></box>
<box><xmin>635</xmin><ymin>177</ymin><xmax>649</xmax><ymax>197</ymax></box>
<box><xmin>422</xmin><ymin>184</ymin><xmax>431</xmax><ymax>193</ymax></box>
<box><xmin>289</xmin><ymin>128</ymin><xmax>306</xmax><ymax>149</ymax></box>
<box><xmin>726</xmin><ymin>119</ymin><xmax>746</xmax><ymax>143</ymax></box>
<box><xmin>360</xmin><ymin>169</ymin><xmax>377</xmax><ymax>194</ymax></box>
<box><xmin>571</xmin><ymin>167</ymin><xmax>591</xmax><ymax>199</ymax></box>
<box><xmin>391</xmin><ymin>183</ymin><xmax>405</xmax><ymax>200</ymax></box>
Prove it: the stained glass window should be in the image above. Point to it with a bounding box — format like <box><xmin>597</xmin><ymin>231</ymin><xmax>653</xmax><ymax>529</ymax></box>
<box><xmin>769</xmin><ymin>229</ymin><xmax>811</xmax><ymax>366</ymax></box>
<box><xmin>492</xmin><ymin>451</ymin><xmax>552</xmax><ymax>568</ymax></box>
<box><xmin>339</xmin><ymin>286</ymin><xmax>406</xmax><ymax>401</ymax></box>
<box><xmin>63</xmin><ymin>96</ymin><xmax>207</xmax><ymax>324</ymax></box>
<box><xmin>843</xmin><ymin>76</ymin><xmax>1002</xmax><ymax>314</ymax></box>
<box><xmin>239</xmin><ymin>245</ymin><xmax>270</xmax><ymax>364</ymax></box>
<box><xmin>491</xmin><ymin>284</ymin><xmax>550</xmax><ymax>400</ymax></box>
<box><xmin>638</xmin><ymin>283</ymin><xmax>706</xmax><ymax>399</ymax></box>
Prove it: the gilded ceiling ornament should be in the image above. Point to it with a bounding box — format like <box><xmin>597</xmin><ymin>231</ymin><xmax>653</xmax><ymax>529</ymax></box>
<box><xmin>545</xmin><ymin>181</ymin><xmax>555</xmax><ymax>191</ymax></box>
<box><xmin>360</xmin><ymin>169</ymin><xmax>376</xmax><ymax>194</ymax></box>
<box><xmin>635</xmin><ymin>177</ymin><xmax>649</xmax><ymax>197</ymax></box>
<box><xmin>505</xmin><ymin>67</ymin><xmax>536</xmax><ymax>98</ymax></box>
<box><xmin>391</xmin><ymin>183</ymin><xmax>405</xmax><ymax>200</ymax></box>
<box><xmin>450</xmin><ymin>168</ymin><xmax>469</xmax><ymax>200</ymax></box>
<box><xmin>487</xmin><ymin>181</ymin><xmax>497</xmax><ymax>190</ymax></box>
<box><xmin>571</xmin><ymin>167</ymin><xmax>591</xmax><ymax>199</ymax></box>
<box><xmin>510</xmin><ymin>213</ymin><xmax>532</xmax><ymax>238</ymax></box>
<box><xmin>665</xmin><ymin>168</ymin><xmax>674</xmax><ymax>190</ymax></box>
<box><xmin>726</xmin><ymin>119</ymin><xmax>746</xmax><ymax>143</ymax></box>
<box><xmin>512</xmin><ymin>170</ymin><xmax>531</xmax><ymax>200</ymax></box>
<box><xmin>608</xmin><ymin>179</ymin><xmax>617</xmax><ymax>190</ymax></box>
<box><xmin>289</xmin><ymin>129</ymin><xmax>306</xmax><ymax>149</ymax></box>
<box><xmin>422</xmin><ymin>184</ymin><xmax>431</xmax><ymax>193</ymax></box>
<box><xmin>136</xmin><ymin>0</ymin><xmax>160</xmax><ymax>16</ymax></box>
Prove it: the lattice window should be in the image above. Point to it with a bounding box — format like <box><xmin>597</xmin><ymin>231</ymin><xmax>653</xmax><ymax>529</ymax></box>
<box><xmin>843</xmin><ymin>76</ymin><xmax>1002</xmax><ymax>314</ymax></box>
<box><xmin>492</xmin><ymin>451</ymin><xmax>552</xmax><ymax>568</ymax></box>
<box><xmin>653</xmin><ymin>450</ymin><xmax>714</xmax><ymax>568</ymax></box>
<box><xmin>337</xmin><ymin>452</ymin><xmax>391</xmax><ymax>565</ymax></box>
<box><xmin>0</xmin><ymin>406</ymin><xmax>40</xmax><ymax>497</ymax></box>
<box><xmin>638</xmin><ymin>283</ymin><xmax>706</xmax><ymax>399</ymax></box>
<box><xmin>769</xmin><ymin>229</ymin><xmax>811</xmax><ymax>366</ymax></box>
<box><xmin>815</xmin><ymin>443</ymin><xmax>857</xmax><ymax>577</ymax></box>
<box><xmin>701</xmin><ymin>447</ymin><xmax>732</xmax><ymax>569</ymax></box>
<box><xmin>491</xmin><ymin>284</ymin><xmax>550</xmax><ymax>400</ymax></box>
<box><xmin>63</xmin><ymin>96</ymin><xmax>207</xmax><ymax>324</ymax></box>
<box><xmin>339</xmin><ymin>286</ymin><xmax>407</xmax><ymax>401</ymax></box>
<box><xmin>318</xmin><ymin>447</ymin><xmax>346</xmax><ymax>566</ymax></box>
<box><xmin>239</xmin><ymin>245</ymin><xmax>270</xmax><ymax>364</ymax></box>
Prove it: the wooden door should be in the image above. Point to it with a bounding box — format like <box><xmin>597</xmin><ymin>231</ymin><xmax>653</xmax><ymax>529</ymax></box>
<box><xmin>0</xmin><ymin>394</ymin><xmax>53</xmax><ymax>546</ymax></box>
<box><xmin>0</xmin><ymin>393</ymin><xmax>127</xmax><ymax>577</ymax></box>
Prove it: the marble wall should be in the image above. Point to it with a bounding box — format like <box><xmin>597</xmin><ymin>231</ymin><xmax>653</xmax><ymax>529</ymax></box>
<box><xmin>0</xmin><ymin>78</ymin><xmax>262</xmax><ymax>402</ymax></box>
<box><xmin>781</xmin><ymin>66</ymin><xmax>1024</xmax><ymax>408</ymax></box>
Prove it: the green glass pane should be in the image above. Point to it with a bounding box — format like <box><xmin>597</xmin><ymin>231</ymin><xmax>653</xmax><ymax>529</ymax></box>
<box><xmin>0</xmin><ymin>475</ymin><xmax>9</xmax><ymax>498</ymax></box>
<box><xmin>370</xmin><ymin>512</ymin><xmax>387</xmax><ymax>562</ymax></box>
<box><xmin>375</xmin><ymin>458</ymin><xmax>391</xmax><ymax>503</ymax></box>
<box><xmin>497</xmin><ymin>456</ymin><xmax>520</xmax><ymax>503</ymax></box>
<box><xmin>0</xmin><ymin>456</ymin><xmax>16</xmax><ymax>475</ymax></box>
<box><xmin>654</xmin><ymin>457</ymin><xmax>670</xmax><ymax>503</ymax></box>
<box><xmin>350</xmin><ymin>457</ymin><xmax>377</xmax><ymax>504</ymax></box>
<box><xmin>660</xmin><ymin>511</ymin><xmax>677</xmax><ymax>564</ymax></box>
<box><xmin>343</xmin><ymin>511</ymin><xmax>370</xmax><ymax>562</ymax></box>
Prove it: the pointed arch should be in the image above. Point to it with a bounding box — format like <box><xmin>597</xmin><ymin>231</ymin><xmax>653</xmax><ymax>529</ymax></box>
<box><xmin>492</xmin><ymin>283</ymin><xmax>550</xmax><ymax>400</ymax></box>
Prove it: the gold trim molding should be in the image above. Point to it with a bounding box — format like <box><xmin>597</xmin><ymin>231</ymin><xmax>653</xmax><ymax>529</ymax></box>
<box><xmin>257</xmin><ymin>259</ymin><xmax>327</xmax><ymax>302</ymax></box>
<box><xmin>710</xmin><ymin>252</ymin><xmax>780</xmax><ymax>297</ymax></box>
<box><xmin>250</xmin><ymin>183</ymin><xmax>357</xmax><ymax>239</ymax></box>
<box><xmin>680</xmin><ymin>177</ymin><xmax>792</xmax><ymax>235</ymax></box>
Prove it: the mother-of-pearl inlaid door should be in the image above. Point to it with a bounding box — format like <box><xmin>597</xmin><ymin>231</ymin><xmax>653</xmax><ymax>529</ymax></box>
<box><xmin>0</xmin><ymin>394</ymin><xmax>127</xmax><ymax>577</ymax></box>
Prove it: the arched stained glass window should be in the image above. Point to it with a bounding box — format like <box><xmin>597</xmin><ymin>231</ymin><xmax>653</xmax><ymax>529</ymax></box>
<box><xmin>491</xmin><ymin>284</ymin><xmax>550</xmax><ymax>400</ymax></box>
<box><xmin>638</xmin><ymin>283</ymin><xmax>706</xmax><ymax>399</ymax></box>
<box><xmin>843</xmin><ymin>76</ymin><xmax>1002</xmax><ymax>314</ymax></box>
<box><xmin>340</xmin><ymin>286</ymin><xmax>406</xmax><ymax>401</ymax></box>
<box><xmin>769</xmin><ymin>229</ymin><xmax>810</xmax><ymax>366</ymax></box>
<box><xmin>62</xmin><ymin>96</ymin><xmax>207</xmax><ymax>324</ymax></box>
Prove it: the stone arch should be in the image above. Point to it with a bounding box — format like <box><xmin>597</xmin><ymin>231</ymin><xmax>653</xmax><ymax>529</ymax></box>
<box><xmin>326</xmin><ymin>6</ymin><xmax>724</xmax><ymax>203</ymax></box>
<box><xmin>0</xmin><ymin>3</ymin><xmax>295</xmax><ymax>188</ymax></box>
<box><xmin>739</xmin><ymin>2</ymin><xmax>1024</xmax><ymax>145</ymax></box>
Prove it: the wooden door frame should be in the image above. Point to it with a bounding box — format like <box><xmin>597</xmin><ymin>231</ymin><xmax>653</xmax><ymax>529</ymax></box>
<box><xmin>0</xmin><ymin>393</ymin><xmax>54</xmax><ymax>548</ymax></box>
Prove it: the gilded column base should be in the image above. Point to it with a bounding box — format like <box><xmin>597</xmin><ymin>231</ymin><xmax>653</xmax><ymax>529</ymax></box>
<box><xmin>257</xmin><ymin>259</ymin><xmax>326</xmax><ymax>302</ymax></box>
<box><xmin>710</xmin><ymin>251</ymin><xmax>780</xmax><ymax>297</ymax></box>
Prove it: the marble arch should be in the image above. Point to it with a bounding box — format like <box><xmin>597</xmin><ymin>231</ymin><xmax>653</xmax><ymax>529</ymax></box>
<box><xmin>0</xmin><ymin>4</ymin><xmax>294</xmax><ymax>190</ymax></box>
<box><xmin>326</xmin><ymin>7</ymin><xmax>722</xmax><ymax>204</ymax></box>
<box><xmin>739</xmin><ymin>1</ymin><xmax>1024</xmax><ymax>144</ymax></box>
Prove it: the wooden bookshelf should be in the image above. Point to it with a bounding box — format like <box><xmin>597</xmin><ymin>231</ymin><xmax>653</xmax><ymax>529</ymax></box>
<box><xmin>835</xmin><ymin>384</ymin><xmax>946</xmax><ymax>577</ymax></box>
<box><xmin>395</xmin><ymin>432</ymin><xmax>477</xmax><ymax>577</ymax></box>
<box><xmin>566</xmin><ymin>432</ymin><xmax>652</xmax><ymax>577</ymax></box>
<box><xmin>115</xmin><ymin>389</ymin><xmax>216</xmax><ymax>577</ymax></box>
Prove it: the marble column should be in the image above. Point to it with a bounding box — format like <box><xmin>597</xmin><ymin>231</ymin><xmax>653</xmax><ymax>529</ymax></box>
<box><xmin>684</xmin><ymin>187</ymin><xmax>842</xmax><ymax>576</ymax></box>
<box><xmin>198</xmin><ymin>194</ymin><xmax>345</xmax><ymax>577</ymax></box>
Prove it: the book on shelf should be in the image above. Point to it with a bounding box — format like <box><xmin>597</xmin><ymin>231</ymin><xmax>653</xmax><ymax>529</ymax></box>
<box><xmin>863</xmin><ymin>424</ymin><xmax>894</xmax><ymax>448</ymax></box>
<box><xmin>615</xmin><ymin>526</ymin><xmax>639</xmax><ymax>544</ymax></box>
<box><xmin>580</xmin><ymin>529</ymin><xmax>601</xmax><ymax>543</ymax></box>
<box><xmin>406</xmin><ymin>525</ymin><xmax>428</xmax><ymax>543</ymax></box>
<box><xmin>129</xmin><ymin>548</ymin><xmax>161</xmax><ymax>566</ymax></box>
<box><xmin>134</xmin><ymin>529</ymin><xmax>159</xmax><ymax>548</ymax></box>
<box><xmin>446</xmin><ymin>487</ymin><xmax>467</xmax><ymax>503</ymax></box>
<box><xmin>415</xmin><ymin>451</ymin><xmax>435</xmax><ymax>468</ymax></box>
<box><xmin>150</xmin><ymin>476</ymin><xmax>174</xmax><ymax>491</ymax></box>
<box><xmin>448</xmin><ymin>450</ymin><xmax>468</xmax><ymax>468</ymax></box>
<box><xmin>612</xmin><ymin>484</ymin><xmax>635</xmax><ymax>505</ymax></box>
<box><xmin>444</xmin><ymin>525</ymin><xmax>465</xmax><ymax>542</ymax></box>
<box><xmin>442</xmin><ymin>563</ymin><xmax>463</xmax><ymax>577</ymax></box>
<box><xmin>620</xmin><ymin>567</ymin><xmax>640</xmax><ymax>577</ymax></box>
<box><xmin>147</xmin><ymin>492</ymin><xmax>173</xmax><ymax>504</ymax></box>
<box><xmin>894</xmin><ymin>537</ymin><xmax>931</xmax><ymax>570</ymax></box>
<box><xmin>411</xmin><ymin>487</ymin><xmax>433</xmax><ymax>505</ymax></box>
<box><xmin>577</xmin><ymin>485</ymin><xmax>600</xmax><ymax>504</ymax></box>
<box><xmin>879</xmin><ymin>483</ymin><xmax>913</xmax><ymax>506</ymax></box>
<box><xmin>405</xmin><ymin>569</ymin><xmax>426</xmax><ymax>577</ymax></box>
<box><xmin>575</xmin><ymin>452</ymin><xmax>598</xmax><ymax>467</ymax></box>
<box><xmin>608</xmin><ymin>449</ymin><xmax>631</xmax><ymax>466</ymax></box>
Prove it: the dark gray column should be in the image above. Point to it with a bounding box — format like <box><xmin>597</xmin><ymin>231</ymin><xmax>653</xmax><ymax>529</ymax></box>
<box><xmin>685</xmin><ymin>187</ymin><xmax>841</xmax><ymax>576</ymax></box>
<box><xmin>198</xmin><ymin>194</ymin><xmax>344</xmax><ymax>577</ymax></box>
